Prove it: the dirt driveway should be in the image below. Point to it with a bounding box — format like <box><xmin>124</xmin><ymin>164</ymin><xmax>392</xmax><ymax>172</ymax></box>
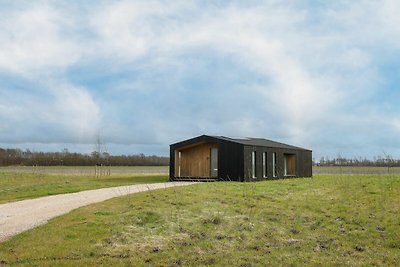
<box><xmin>0</xmin><ymin>182</ymin><xmax>195</xmax><ymax>242</ymax></box>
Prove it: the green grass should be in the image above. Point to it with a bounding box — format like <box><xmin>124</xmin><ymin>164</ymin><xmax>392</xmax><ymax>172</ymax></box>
<box><xmin>0</xmin><ymin>166</ymin><xmax>168</xmax><ymax>175</ymax></box>
<box><xmin>0</xmin><ymin>174</ymin><xmax>399</xmax><ymax>266</ymax></box>
<box><xmin>313</xmin><ymin>166</ymin><xmax>400</xmax><ymax>174</ymax></box>
<box><xmin>0</xmin><ymin>172</ymin><xmax>168</xmax><ymax>204</ymax></box>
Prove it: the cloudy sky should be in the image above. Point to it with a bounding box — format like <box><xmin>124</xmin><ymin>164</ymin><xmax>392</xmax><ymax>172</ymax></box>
<box><xmin>1</xmin><ymin>0</ymin><xmax>400</xmax><ymax>159</ymax></box>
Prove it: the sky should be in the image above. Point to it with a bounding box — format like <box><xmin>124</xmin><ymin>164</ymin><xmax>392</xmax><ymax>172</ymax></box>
<box><xmin>1</xmin><ymin>0</ymin><xmax>400</xmax><ymax>160</ymax></box>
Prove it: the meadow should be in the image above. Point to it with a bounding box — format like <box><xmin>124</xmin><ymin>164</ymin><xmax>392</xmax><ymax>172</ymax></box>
<box><xmin>2</xmin><ymin>165</ymin><xmax>398</xmax><ymax>175</ymax></box>
<box><xmin>313</xmin><ymin>166</ymin><xmax>400</xmax><ymax>175</ymax></box>
<box><xmin>0</xmin><ymin>166</ymin><xmax>169</xmax><ymax>175</ymax></box>
<box><xmin>0</xmin><ymin>173</ymin><xmax>399</xmax><ymax>266</ymax></box>
<box><xmin>0</xmin><ymin>166</ymin><xmax>168</xmax><ymax>204</ymax></box>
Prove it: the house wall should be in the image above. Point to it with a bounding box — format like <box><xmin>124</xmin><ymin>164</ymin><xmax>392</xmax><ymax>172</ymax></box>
<box><xmin>169</xmin><ymin>147</ymin><xmax>175</xmax><ymax>180</ymax></box>
<box><xmin>243</xmin><ymin>146</ymin><xmax>312</xmax><ymax>181</ymax></box>
<box><xmin>217</xmin><ymin>141</ymin><xmax>244</xmax><ymax>181</ymax></box>
<box><xmin>297</xmin><ymin>149</ymin><xmax>313</xmax><ymax>177</ymax></box>
<box><xmin>170</xmin><ymin>137</ymin><xmax>207</xmax><ymax>180</ymax></box>
<box><xmin>170</xmin><ymin>136</ymin><xmax>244</xmax><ymax>181</ymax></box>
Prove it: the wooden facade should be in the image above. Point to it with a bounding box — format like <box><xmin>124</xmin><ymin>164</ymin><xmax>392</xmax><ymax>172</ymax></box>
<box><xmin>174</xmin><ymin>142</ymin><xmax>218</xmax><ymax>177</ymax></box>
<box><xmin>170</xmin><ymin>135</ymin><xmax>312</xmax><ymax>182</ymax></box>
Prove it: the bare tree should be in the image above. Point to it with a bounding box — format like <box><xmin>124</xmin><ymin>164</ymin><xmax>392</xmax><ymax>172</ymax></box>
<box><xmin>382</xmin><ymin>150</ymin><xmax>393</xmax><ymax>174</ymax></box>
<box><xmin>93</xmin><ymin>134</ymin><xmax>111</xmax><ymax>177</ymax></box>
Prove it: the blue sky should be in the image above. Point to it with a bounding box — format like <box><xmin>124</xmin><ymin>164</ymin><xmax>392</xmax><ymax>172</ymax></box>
<box><xmin>1</xmin><ymin>0</ymin><xmax>400</xmax><ymax>160</ymax></box>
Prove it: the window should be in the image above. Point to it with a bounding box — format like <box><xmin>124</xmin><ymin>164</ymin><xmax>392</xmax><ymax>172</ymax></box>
<box><xmin>178</xmin><ymin>151</ymin><xmax>181</xmax><ymax>177</ymax></box>
<box><xmin>262</xmin><ymin>152</ymin><xmax>267</xmax><ymax>178</ymax></box>
<box><xmin>210</xmin><ymin>148</ymin><xmax>218</xmax><ymax>177</ymax></box>
<box><xmin>272</xmin><ymin>152</ymin><xmax>277</xmax><ymax>177</ymax></box>
<box><xmin>251</xmin><ymin>151</ymin><xmax>257</xmax><ymax>178</ymax></box>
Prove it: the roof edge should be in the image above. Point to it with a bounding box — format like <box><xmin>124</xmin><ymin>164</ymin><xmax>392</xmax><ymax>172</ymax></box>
<box><xmin>171</xmin><ymin>135</ymin><xmax>311</xmax><ymax>151</ymax></box>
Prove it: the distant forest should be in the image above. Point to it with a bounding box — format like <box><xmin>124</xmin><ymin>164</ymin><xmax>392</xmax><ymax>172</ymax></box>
<box><xmin>2</xmin><ymin>147</ymin><xmax>399</xmax><ymax>167</ymax></box>
<box><xmin>314</xmin><ymin>156</ymin><xmax>400</xmax><ymax>167</ymax></box>
<box><xmin>0</xmin><ymin>148</ymin><xmax>169</xmax><ymax>166</ymax></box>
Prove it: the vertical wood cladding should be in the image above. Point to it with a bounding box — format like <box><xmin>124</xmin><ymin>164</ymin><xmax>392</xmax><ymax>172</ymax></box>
<box><xmin>241</xmin><ymin>147</ymin><xmax>312</xmax><ymax>181</ymax></box>
<box><xmin>169</xmin><ymin>147</ymin><xmax>175</xmax><ymax>181</ymax></box>
<box><xmin>178</xmin><ymin>143</ymin><xmax>218</xmax><ymax>177</ymax></box>
<box><xmin>297</xmin><ymin>149</ymin><xmax>313</xmax><ymax>177</ymax></box>
<box><xmin>170</xmin><ymin>135</ymin><xmax>312</xmax><ymax>181</ymax></box>
<box><xmin>218</xmin><ymin>141</ymin><xmax>243</xmax><ymax>181</ymax></box>
<box><xmin>284</xmin><ymin>154</ymin><xmax>296</xmax><ymax>176</ymax></box>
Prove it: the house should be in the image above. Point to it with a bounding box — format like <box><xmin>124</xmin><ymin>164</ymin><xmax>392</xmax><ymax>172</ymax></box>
<box><xmin>169</xmin><ymin>135</ymin><xmax>312</xmax><ymax>181</ymax></box>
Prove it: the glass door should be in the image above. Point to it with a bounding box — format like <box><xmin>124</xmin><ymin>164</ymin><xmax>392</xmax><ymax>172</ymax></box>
<box><xmin>210</xmin><ymin>148</ymin><xmax>218</xmax><ymax>177</ymax></box>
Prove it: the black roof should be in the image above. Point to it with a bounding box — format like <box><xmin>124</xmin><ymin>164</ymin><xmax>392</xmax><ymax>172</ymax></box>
<box><xmin>210</xmin><ymin>136</ymin><xmax>310</xmax><ymax>150</ymax></box>
<box><xmin>171</xmin><ymin>135</ymin><xmax>311</xmax><ymax>151</ymax></box>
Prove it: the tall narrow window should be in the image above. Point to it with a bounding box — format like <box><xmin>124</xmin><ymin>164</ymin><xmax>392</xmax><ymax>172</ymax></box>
<box><xmin>210</xmin><ymin>148</ymin><xmax>218</xmax><ymax>178</ymax></box>
<box><xmin>178</xmin><ymin>151</ymin><xmax>182</xmax><ymax>177</ymax></box>
<box><xmin>284</xmin><ymin>156</ymin><xmax>287</xmax><ymax>176</ymax></box>
<box><xmin>251</xmin><ymin>151</ymin><xmax>257</xmax><ymax>178</ymax></box>
<box><xmin>272</xmin><ymin>152</ymin><xmax>277</xmax><ymax>177</ymax></box>
<box><xmin>262</xmin><ymin>152</ymin><xmax>267</xmax><ymax>178</ymax></box>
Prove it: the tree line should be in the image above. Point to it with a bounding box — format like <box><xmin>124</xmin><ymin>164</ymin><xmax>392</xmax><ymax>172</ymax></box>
<box><xmin>0</xmin><ymin>148</ymin><xmax>169</xmax><ymax>166</ymax></box>
<box><xmin>314</xmin><ymin>155</ymin><xmax>400</xmax><ymax>167</ymax></box>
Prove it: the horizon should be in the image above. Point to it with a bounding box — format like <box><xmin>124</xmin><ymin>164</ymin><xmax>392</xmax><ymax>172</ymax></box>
<box><xmin>0</xmin><ymin>142</ymin><xmax>398</xmax><ymax>162</ymax></box>
<box><xmin>1</xmin><ymin>1</ymin><xmax>400</xmax><ymax>160</ymax></box>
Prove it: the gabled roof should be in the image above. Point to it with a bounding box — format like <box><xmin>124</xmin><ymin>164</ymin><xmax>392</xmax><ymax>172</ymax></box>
<box><xmin>171</xmin><ymin>135</ymin><xmax>311</xmax><ymax>151</ymax></box>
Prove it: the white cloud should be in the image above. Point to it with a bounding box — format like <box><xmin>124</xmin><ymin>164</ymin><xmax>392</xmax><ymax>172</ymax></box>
<box><xmin>1</xmin><ymin>1</ymin><xmax>400</xmax><ymax>157</ymax></box>
<box><xmin>52</xmin><ymin>84</ymin><xmax>101</xmax><ymax>141</ymax></box>
<box><xmin>0</xmin><ymin>82</ymin><xmax>100</xmax><ymax>144</ymax></box>
<box><xmin>0</xmin><ymin>3</ymin><xmax>81</xmax><ymax>74</ymax></box>
<box><xmin>88</xmin><ymin>2</ymin><xmax>340</xmax><ymax>137</ymax></box>
<box><xmin>391</xmin><ymin>118</ymin><xmax>400</xmax><ymax>132</ymax></box>
<box><xmin>88</xmin><ymin>0</ymin><xmax>192</xmax><ymax>62</ymax></box>
<box><xmin>83</xmin><ymin>1</ymin><xmax>400</xmax><ymax>149</ymax></box>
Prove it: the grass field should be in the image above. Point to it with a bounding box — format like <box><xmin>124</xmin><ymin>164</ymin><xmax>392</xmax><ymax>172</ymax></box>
<box><xmin>0</xmin><ymin>172</ymin><xmax>168</xmax><ymax>204</ymax></box>
<box><xmin>2</xmin><ymin>165</ymin><xmax>398</xmax><ymax>175</ymax></box>
<box><xmin>0</xmin><ymin>166</ymin><xmax>168</xmax><ymax>175</ymax></box>
<box><xmin>313</xmin><ymin>166</ymin><xmax>400</xmax><ymax>174</ymax></box>
<box><xmin>0</xmin><ymin>174</ymin><xmax>399</xmax><ymax>266</ymax></box>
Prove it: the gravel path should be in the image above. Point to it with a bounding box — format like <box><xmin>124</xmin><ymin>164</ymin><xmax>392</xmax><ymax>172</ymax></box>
<box><xmin>0</xmin><ymin>182</ymin><xmax>196</xmax><ymax>242</ymax></box>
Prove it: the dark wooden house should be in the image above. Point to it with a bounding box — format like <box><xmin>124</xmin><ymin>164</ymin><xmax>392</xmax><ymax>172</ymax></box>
<box><xmin>170</xmin><ymin>135</ymin><xmax>312</xmax><ymax>181</ymax></box>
